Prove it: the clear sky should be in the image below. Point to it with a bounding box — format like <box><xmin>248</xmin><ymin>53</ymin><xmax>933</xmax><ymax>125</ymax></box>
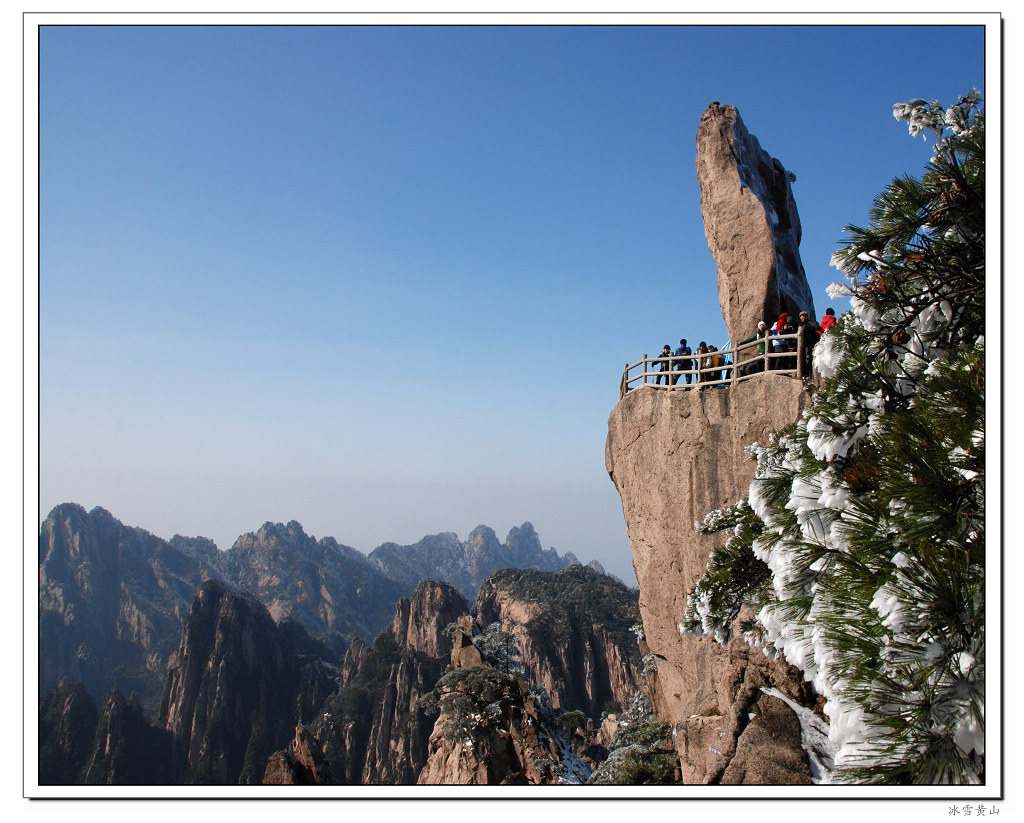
<box><xmin>36</xmin><ymin>16</ymin><xmax>989</xmax><ymax>583</ymax></box>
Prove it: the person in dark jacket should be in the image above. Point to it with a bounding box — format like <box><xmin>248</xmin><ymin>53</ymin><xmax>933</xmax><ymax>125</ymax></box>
<box><xmin>770</xmin><ymin>314</ymin><xmax>793</xmax><ymax>370</ymax></box>
<box><xmin>797</xmin><ymin>310</ymin><xmax>823</xmax><ymax>375</ymax></box>
<box><xmin>655</xmin><ymin>344</ymin><xmax>673</xmax><ymax>384</ymax></box>
<box><xmin>696</xmin><ymin>342</ymin><xmax>710</xmax><ymax>383</ymax></box>
<box><xmin>672</xmin><ymin>339</ymin><xmax>693</xmax><ymax>385</ymax></box>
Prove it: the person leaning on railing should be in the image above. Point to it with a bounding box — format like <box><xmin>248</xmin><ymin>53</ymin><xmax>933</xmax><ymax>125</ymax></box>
<box><xmin>709</xmin><ymin>345</ymin><xmax>724</xmax><ymax>383</ymax></box>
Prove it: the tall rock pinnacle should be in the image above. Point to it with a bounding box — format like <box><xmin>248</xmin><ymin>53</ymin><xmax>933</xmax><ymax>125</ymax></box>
<box><xmin>696</xmin><ymin>102</ymin><xmax>815</xmax><ymax>343</ymax></box>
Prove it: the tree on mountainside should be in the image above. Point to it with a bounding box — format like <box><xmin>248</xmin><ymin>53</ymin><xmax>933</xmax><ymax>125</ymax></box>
<box><xmin>587</xmin><ymin>691</ymin><xmax>677</xmax><ymax>785</ymax></box>
<box><xmin>684</xmin><ymin>91</ymin><xmax>985</xmax><ymax>784</ymax></box>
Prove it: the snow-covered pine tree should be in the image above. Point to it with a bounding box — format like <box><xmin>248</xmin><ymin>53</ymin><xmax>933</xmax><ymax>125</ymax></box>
<box><xmin>684</xmin><ymin>91</ymin><xmax>985</xmax><ymax>784</ymax></box>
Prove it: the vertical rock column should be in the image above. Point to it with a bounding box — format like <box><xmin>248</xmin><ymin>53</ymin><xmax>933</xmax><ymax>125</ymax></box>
<box><xmin>696</xmin><ymin>102</ymin><xmax>815</xmax><ymax>346</ymax></box>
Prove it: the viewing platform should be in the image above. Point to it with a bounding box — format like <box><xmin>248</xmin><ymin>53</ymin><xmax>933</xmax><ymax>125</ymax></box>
<box><xmin>619</xmin><ymin>329</ymin><xmax>809</xmax><ymax>399</ymax></box>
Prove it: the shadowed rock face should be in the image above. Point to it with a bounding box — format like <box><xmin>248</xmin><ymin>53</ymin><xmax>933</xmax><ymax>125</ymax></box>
<box><xmin>606</xmin><ymin>104</ymin><xmax>822</xmax><ymax>784</ymax></box>
<box><xmin>78</xmin><ymin>687</ymin><xmax>174</xmax><ymax>785</ymax></box>
<box><xmin>308</xmin><ymin>580</ymin><xmax>468</xmax><ymax>785</ymax></box>
<box><xmin>159</xmin><ymin>580</ymin><xmax>336</xmax><ymax>785</ymax></box>
<box><xmin>38</xmin><ymin>683</ymin><xmax>100</xmax><ymax>784</ymax></box>
<box><xmin>696</xmin><ymin>102</ymin><xmax>815</xmax><ymax>345</ymax></box>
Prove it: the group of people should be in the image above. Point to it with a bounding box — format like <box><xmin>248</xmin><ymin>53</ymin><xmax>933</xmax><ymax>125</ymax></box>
<box><xmin>738</xmin><ymin>307</ymin><xmax>836</xmax><ymax>376</ymax></box>
<box><xmin>651</xmin><ymin>307</ymin><xmax>837</xmax><ymax>387</ymax></box>
<box><xmin>653</xmin><ymin>339</ymin><xmax>730</xmax><ymax>386</ymax></box>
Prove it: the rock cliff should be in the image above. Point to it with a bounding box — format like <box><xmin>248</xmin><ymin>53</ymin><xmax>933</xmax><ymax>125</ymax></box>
<box><xmin>475</xmin><ymin>566</ymin><xmax>642</xmax><ymax>717</ymax></box>
<box><xmin>605</xmin><ymin>103</ymin><xmax>822</xmax><ymax>784</ymax></box>
<box><xmin>363</xmin><ymin>581</ymin><xmax>470</xmax><ymax>783</ymax></box>
<box><xmin>263</xmin><ymin>725</ymin><xmax>336</xmax><ymax>784</ymax></box>
<box><xmin>417</xmin><ymin>671</ymin><xmax>573</xmax><ymax>785</ymax></box>
<box><xmin>159</xmin><ymin>579</ymin><xmax>337</xmax><ymax>784</ymax></box>
<box><xmin>416</xmin><ymin>566</ymin><xmax>644</xmax><ymax>785</ymax></box>
<box><xmin>308</xmin><ymin>580</ymin><xmax>468</xmax><ymax>784</ymax></box>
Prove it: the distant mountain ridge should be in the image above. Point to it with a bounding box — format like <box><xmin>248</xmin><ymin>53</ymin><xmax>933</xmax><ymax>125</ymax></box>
<box><xmin>222</xmin><ymin>519</ymin><xmax>406</xmax><ymax>653</ymax></box>
<box><xmin>368</xmin><ymin>521</ymin><xmax>579</xmax><ymax>600</ymax></box>
<box><xmin>38</xmin><ymin>502</ymin><xmax>598</xmax><ymax>713</ymax></box>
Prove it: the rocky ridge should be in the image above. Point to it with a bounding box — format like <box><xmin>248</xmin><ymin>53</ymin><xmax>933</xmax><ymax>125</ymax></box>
<box><xmin>417</xmin><ymin>670</ymin><xmax>574</xmax><ymax>785</ymax></box>
<box><xmin>263</xmin><ymin>725</ymin><xmax>336</xmax><ymax>785</ymax></box>
<box><xmin>223</xmin><ymin>519</ymin><xmax>404</xmax><ymax>652</ymax></box>
<box><xmin>38</xmin><ymin>503</ymin><xmax>221</xmax><ymax>713</ymax></box>
<box><xmin>369</xmin><ymin>521</ymin><xmax>577</xmax><ymax>600</ymax></box>
<box><xmin>38</xmin><ymin>504</ymin><xmax>590</xmax><ymax>718</ymax></box>
<box><xmin>305</xmin><ymin>579</ymin><xmax>468</xmax><ymax>784</ymax></box>
<box><xmin>475</xmin><ymin>566</ymin><xmax>642</xmax><ymax>717</ymax></box>
<box><xmin>39</xmin><ymin>557</ymin><xmax>645</xmax><ymax>786</ymax></box>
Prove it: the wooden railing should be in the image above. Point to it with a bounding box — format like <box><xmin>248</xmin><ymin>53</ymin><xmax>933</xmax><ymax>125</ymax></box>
<box><xmin>619</xmin><ymin>328</ymin><xmax>807</xmax><ymax>399</ymax></box>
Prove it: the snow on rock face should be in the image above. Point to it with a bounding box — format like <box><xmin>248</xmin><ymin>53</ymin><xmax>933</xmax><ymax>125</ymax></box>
<box><xmin>696</xmin><ymin>103</ymin><xmax>816</xmax><ymax>346</ymax></box>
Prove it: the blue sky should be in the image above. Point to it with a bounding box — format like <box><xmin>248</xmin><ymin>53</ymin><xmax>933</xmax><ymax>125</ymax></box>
<box><xmin>36</xmin><ymin>18</ymin><xmax>989</xmax><ymax>583</ymax></box>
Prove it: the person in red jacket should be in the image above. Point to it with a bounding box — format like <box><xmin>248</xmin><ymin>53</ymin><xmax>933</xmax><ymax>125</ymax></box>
<box><xmin>819</xmin><ymin>307</ymin><xmax>837</xmax><ymax>332</ymax></box>
<box><xmin>771</xmin><ymin>313</ymin><xmax>795</xmax><ymax>369</ymax></box>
